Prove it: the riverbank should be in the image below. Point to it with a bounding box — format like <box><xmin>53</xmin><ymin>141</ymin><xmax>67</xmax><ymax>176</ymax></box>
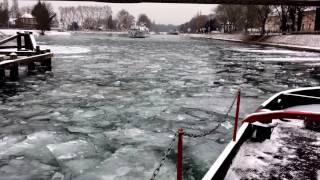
<box><xmin>186</xmin><ymin>33</ymin><xmax>320</xmax><ymax>53</ymax></box>
<box><xmin>0</xmin><ymin>29</ymin><xmax>128</xmax><ymax>38</ymax></box>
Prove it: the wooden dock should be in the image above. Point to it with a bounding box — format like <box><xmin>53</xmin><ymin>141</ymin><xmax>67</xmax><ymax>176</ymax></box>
<box><xmin>0</xmin><ymin>32</ymin><xmax>53</xmax><ymax>82</ymax></box>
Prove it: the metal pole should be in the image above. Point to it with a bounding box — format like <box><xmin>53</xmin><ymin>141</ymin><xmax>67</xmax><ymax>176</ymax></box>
<box><xmin>233</xmin><ymin>89</ymin><xmax>241</xmax><ymax>141</ymax></box>
<box><xmin>177</xmin><ymin>128</ymin><xmax>183</xmax><ymax>180</ymax></box>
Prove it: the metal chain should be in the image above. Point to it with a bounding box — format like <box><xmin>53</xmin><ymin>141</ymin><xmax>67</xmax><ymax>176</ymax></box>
<box><xmin>150</xmin><ymin>90</ymin><xmax>239</xmax><ymax>178</ymax></box>
<box><xmin>184</xmin><ymin>91</ymin><xmax>238</xmax><ymax>138</ymax></box>
<box><xmin>150</xmin><ymin>132</ymin><xmax>178</xmax><ymax>180</ymax></box>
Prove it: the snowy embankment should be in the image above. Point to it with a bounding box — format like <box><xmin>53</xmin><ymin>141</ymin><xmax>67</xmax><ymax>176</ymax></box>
<box><xmin>186</xmin><ymin>33</ymin><xmax>320</xmax><ymax>52</ymax></box>
<box><xmin>0</xmin><ymin>29</ymin><xmax>71</xmax><ymax>37</ymax></box>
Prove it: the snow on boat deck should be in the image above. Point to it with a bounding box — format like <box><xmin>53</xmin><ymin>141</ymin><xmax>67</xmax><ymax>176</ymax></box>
<box><xmin>225</xmin><ymin>105</ymin><xmax>320</xmax><ymax>180</ymax></box>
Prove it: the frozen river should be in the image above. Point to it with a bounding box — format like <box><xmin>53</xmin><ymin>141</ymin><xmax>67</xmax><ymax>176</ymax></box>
<box><xmin>0</xmin><ymin>33</ymin><xmax>320</xmax><ymax>180</ymax></box>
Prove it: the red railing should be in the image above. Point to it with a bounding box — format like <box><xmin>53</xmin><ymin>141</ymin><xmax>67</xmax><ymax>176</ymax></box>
<box><xmin>175</xmin><ymin>90</ymin><xmax>320</xmax><ymax>180</ymax></box>
<box><xmin>232</xmin><ymin>89</ymin><xmax>241</xmax><ymax>141</ymax></box>
<box><xmin>242</xmin><ymin>110</ymin><xmax>320</xmax><ymax>123</ymax></box>
<box><xmin>177</xmin><ymin>128</ymin><xmax>184</xmax><ymax>180</ymax></box>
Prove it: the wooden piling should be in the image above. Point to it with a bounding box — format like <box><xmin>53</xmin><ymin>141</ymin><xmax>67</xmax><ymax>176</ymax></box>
<box><xmin>0</xmin><ymin>68</ymin><xmax>5</xmax><ymax>81</ymax></box>
<box><xmin>41</xmin><ymin>49</ymin><xmax>52</xmax><ymax>71</ymax></box>
<box><xmin>17</xmin><ymin>34</ymin><xmax>22</xmax><ymax>51</ymax></box>
<box><xmin>27</xmin><ymin>62</ymin><xmax>36</xmax><ymax>74</ymax></box>
<box><xmin>9</xmin><ymin>53</ymin><xmax>19</xmax><ymax>81</ymax></box>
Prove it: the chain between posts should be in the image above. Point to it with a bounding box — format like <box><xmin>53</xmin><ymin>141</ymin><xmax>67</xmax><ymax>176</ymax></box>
<box><xmin>150</xmin><ymin>131</ymin><xmax>178</xmax><ymax>180</ymax></box>
<box><xmin>150</xmin><ymin>90</ymin><xmax>239</xmax><ymax>179</ymax></box>
<box><xmin>184</xmin><ymin>90</ymin><xmax>239</xmax><ymax>138</ymax></box>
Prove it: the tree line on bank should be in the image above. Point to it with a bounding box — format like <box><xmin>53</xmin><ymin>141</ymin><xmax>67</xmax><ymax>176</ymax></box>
<box><xmin>0</xmin><ymin>0</ymin><xmax>157</xmax><ymax>33</ymax></box>
<box><xmin>179</xmin><ymin>5</ymin><xmax>319</xmax><ymax>34</ymax></box>
<box><xmin>59</xmin><ymin>7</ymin><xmax>153</xmax><ymax>31</ymax></box>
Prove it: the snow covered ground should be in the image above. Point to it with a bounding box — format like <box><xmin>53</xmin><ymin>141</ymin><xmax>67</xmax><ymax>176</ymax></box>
<box><xmin>225</xmin><ymin>118</ymin><xmax>320</xmax><ymax>180</ymax></box>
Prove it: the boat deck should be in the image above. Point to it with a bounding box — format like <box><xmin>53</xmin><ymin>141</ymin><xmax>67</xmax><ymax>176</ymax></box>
<box><xmin>225</xmin><ymin>105</ymin><xmax>320</xmax><ymax>180</ymax></box>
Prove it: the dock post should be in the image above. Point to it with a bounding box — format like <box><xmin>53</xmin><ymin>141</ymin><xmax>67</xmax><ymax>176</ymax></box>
<box><xmin>177</xmin><ymin>128</ymin><xmax>184</xmax><ymax>180</ymax></box>
<box><xmin>27</xmin><ymin>62</ymin><xmax>36</xmax><ymax>74</ymax></box>
<box><xmin>0</xmin><ymin>55</ymin><xmax>4</xmax><ymax>81</ymax></box>
<box><xmin>17</xmin><ymin>32</ymin><xmax>22</xmax><ymax>51</ymax></box>
<box><xmin>9</xmin><ymin>53</ymin><xmax>19</xmax><ymax>81</ymax></box>
<box><xmin>36</xmin><ymin>46</ymin><xmax>41</xmax><ymax>55</ymax></box>
<box><xmin>0</xmin><ymin>68</ymin><xmax>5</xmax><ymax>81</ymax></box>
<box><xmin>41</xmin><ymin>49</ymin><xmax>52</xmax><ymax>71</ymax></box>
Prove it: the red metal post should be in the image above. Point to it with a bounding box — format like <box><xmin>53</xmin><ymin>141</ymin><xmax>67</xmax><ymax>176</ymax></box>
<box><xmin>233</xmin><ymin>89</ymin><xmax>241</xmax><ymax>141</ymax></box>
<box><xmin>177</xmin><ymin>128</ymin><xmax>184</xmax><ymax>180</ymax></box>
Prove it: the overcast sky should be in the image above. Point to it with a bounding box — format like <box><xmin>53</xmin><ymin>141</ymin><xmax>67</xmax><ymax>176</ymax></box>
<box><xmin>16</xmin><ymin>0</ymin><xmax>217</xmax><ymax>25</ymax></box>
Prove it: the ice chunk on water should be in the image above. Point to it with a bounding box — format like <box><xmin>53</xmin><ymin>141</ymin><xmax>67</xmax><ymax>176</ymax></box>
<box><xmin>67</xmin><ymin>126</ymin><xmax>103</xmax><ymax>134</ymax></box>
<box><xmin>0</xmin><ymin>159</ymin><xmax>57</xmax><ymax>180</ymax></box>
<box><xmin>47</xmin><ymin>140</ymin><xmax>101</xmax><ymax>175</ymax></box>
<box><xmin>64</xmin><ymin>158</ymin><xmax>101</xmax><ymax>175</ymax></box>
<box><xmin>50</xmin><ymin>172</ymin><xmax>64</xmax><ymax>180</ymax></box>
<box><xmin>74</xmin><ymin>146</ymin><xmax>175</xmax><ymax>180</ymax></box>
<box><xmin>221</xmin><ymin>121</ymin><xmax>233</xmax><ymax>129</ymax></box>
<box><xmin>0</xmin><ymin>131</ymin><xmax>65</xmax><ymax>165</ymax></box>
<box><xmin>103</xmin><ymin>128</ymin><xmax>174</xmax><ymax>148</ymax></box>
<box><xmin>47</xmin><ymin>140</ymin><xmax>97</xmax><ymax>160</ymax></box>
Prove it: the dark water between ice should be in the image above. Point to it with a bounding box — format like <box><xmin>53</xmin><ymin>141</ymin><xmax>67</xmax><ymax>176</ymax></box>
<box><xmin>0</xmin><ymin>33</ymin><xmax>320</xmax><ymax>180</ymax></box>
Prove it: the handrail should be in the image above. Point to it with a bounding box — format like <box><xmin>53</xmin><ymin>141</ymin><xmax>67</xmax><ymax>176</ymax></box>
<box><xmin>283</xmin><ymin>93</ymin><xmax>320</xmax><ymax>100</ymax></box>
<box><xmin>242</xmin><ymin>110</ymin><xmax>320</xmax><ymax>123</ymax></box>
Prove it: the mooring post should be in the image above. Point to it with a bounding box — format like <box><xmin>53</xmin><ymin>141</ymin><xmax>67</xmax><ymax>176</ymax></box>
<box><xmin>36</xmin><ymin>46</ymin><xmax>41</xmax><ymax>55</ymax></box>
<box><xmin>17</xmin><ymin>32</ymin><xmax>22</xmax><ymax>51</ymax></box>
<box><xmin>0</xmin><ymin>56</ymin><xmax>5</xmax><ymax>81</ymax></box>
<box><xmin>177</xmin><ymin>128</ymin><xmax>184</xmax><ymax>180</ymax></box>
<box><xmin>41</xmin><ymin>49</ymin><xmax>52</xmax><ymax>71</ymax></box>
<box><xmin>27</xmin><ymin>62</ymin><xmax>36</xmax><ymax>74</ymax></box>
<box><xmin>24</xmin><ymin>34</ymin><xmax>31</xmax><ymax>50</ymax></box>
<box><xmin>0</xmin><ymin>68</ymin><xmax>5</xmax><ymax>81</ymax></box>
<box><xmin>9</xmin><ymin>53</ymin><xmax>19</xmax><ymax>81</ymax></box>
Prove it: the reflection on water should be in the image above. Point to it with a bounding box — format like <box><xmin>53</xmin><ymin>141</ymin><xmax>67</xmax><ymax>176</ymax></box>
<box><xmin>0</xmin><ymin>33</ymin><xmax>319</xmax><ymax>180</ymax></box>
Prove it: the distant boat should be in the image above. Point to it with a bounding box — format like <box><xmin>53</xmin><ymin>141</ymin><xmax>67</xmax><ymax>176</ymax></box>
<box><xmin>128</xmin><ymin>24</ymin><xmax>149</xmax><ymax>38</ymax></box>
<box><xmin>168</xmin><ymin>30</ymin><xmax>179</xmax><ymax>35</ymax></box>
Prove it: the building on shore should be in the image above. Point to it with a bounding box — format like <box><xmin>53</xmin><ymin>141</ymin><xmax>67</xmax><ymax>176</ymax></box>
<box><xmin>265</xmin><ymin>7</ymin><xmax>319</xmax><ymax>33</ymax></box>
<box><xmin>265</xmin><ymin>14</ymin><xmax>281</xmax><ymax>33</ymax></box>
<box><xmin>16</xmin><ymin>13</ymin><xmax>37</xmax><ymax>29</ymax></box>
<box><xmin>302</xmin><ymin>8</ymin><xmax>316</xmax><ymax>31</ymax></box>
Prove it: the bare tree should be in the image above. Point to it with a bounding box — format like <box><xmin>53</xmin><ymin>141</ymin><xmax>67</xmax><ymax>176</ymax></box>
<box><xmin>137</xmin><ymin>14</ymin><xmax>152</xmax><ymax>28</ymax></box>
<box><xmin>31</xmin><ymin>1</ymin><xmax>56</xmax><ymax>35</ymax></box>
<box><xmin>0</xmin><ymin>2</ymin><xmax>9</xmax><ymax>27</ymax></box>
<box><xmin>257</xmin><ymin>5</ymin><xmax>271</xmax><ymax>34</ymax></box>
<box><xmin>296</xmin><ymin>7</ymin><xmax>306</xmax><ymax>31</ymax></box>
<box><xmin>117</xmin><ymin>9</ymin><xmax>134</xmax><ymax>30</ymax></box>
<box><xmin>59</xmin><ymin>5</ymin><xmax>112</xmax><ymax>30</ymax></box>
<box><xmin>11</xmin><ymin>0</ymin><xmax>19</xmax><ymax>18</ymax></box>
<box><xmin>215</xmin><ymin>5</ymin><xmax>246</xmax><ymax>32</ymax></box>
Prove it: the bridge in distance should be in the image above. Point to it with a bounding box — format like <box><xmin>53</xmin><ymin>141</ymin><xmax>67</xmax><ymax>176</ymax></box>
<box><xmin>57</xmin><ymin>0</ymin><xmax>320</xmax><ymax>6</ymax></box>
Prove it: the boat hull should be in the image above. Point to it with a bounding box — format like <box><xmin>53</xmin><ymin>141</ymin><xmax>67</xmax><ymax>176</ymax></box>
<box><xmin>203</xmin><ymin>86</ymin><xmax>320</xmax><ymax>180</ymax></box>
<box><xmin>128</xmin><ymin>30</ymin><xmax>148</xmax><ymax>38</ymax></box>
